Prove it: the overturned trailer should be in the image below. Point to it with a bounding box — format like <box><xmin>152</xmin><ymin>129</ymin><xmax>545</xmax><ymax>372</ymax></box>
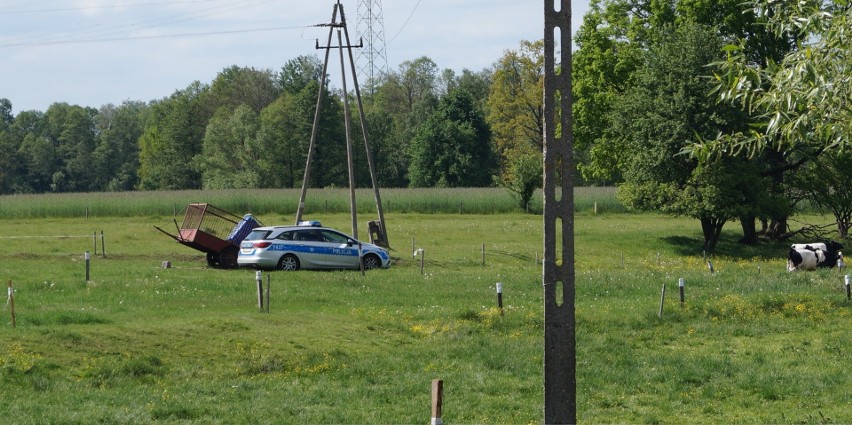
<box><xmin>155</xmin><ymin>203</ymin><xmax>261</xmax><ymax>268</ymax></box>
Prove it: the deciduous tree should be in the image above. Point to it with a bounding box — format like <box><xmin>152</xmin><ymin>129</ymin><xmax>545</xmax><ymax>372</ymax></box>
<box><xmin>197</xmin><ymin>105</ymin><xmax>261</xmax><ymax>189</ymax></box>
<box><xmin>615</xmin><ymin>22</ymin><xmax>752</xmax><ymax>252</ymax></box>
<box><xmin>368</xmin><ymin>57</ymin><xmax>442</xmax><ymax>187</ymax></box>
<box><xmin>698</xmin><ymin>0</ymin><xmax>850</xmax><ymax>158</ymax></box>
<box><xmin>791</xmin><ymin>153</ymin><xmax>852</xmax><ymax>239</ymax></box>
<box><xmin>0</xmin><ymin>98</ymin><xmax>12</xmax><ymax>127</ymax></box>
<box><xmin>208</xmin><ymin>65</ymin><xmax>279</xmax><ymax>114</ymax></box>
<box><xmin>409</xmin><ymin>89</ymin><xmax>495</xmax><ymax>188</ymax></box>
<box><xmin>138</xmin><ymin>82</ymin><xmax>211</xmax><ymax>190</ymax></box>
<box><xmin>93</xmin><ymin>101</ymin><xmax>147</xmax><ymax>191</ymax></box>
<box><xmin>487</xmin><ymin>40</ymin><xmax>544</xmax><ymax>161</ymax></box>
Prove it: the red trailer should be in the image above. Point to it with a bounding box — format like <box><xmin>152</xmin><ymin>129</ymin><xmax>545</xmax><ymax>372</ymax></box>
<box><xmin>155</xmin><ymin>203</ymin><xmax>261</xmax><ymax>268</ymax></box>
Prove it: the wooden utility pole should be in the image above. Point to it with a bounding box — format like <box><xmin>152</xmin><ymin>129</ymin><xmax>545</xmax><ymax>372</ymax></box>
<box><xmin>295</xmin><ymin>1</ymin><xmax>389</xmax><ymax>247</ymax></box>
<box><xmin>295</xmin><ymin>5</ymin><xmax>336</xmax><ymax>227</ymax></box>
<box><xmin>337</xmin><ymin>27</ymin><xmax>359</xmax><ymax>239</ymax></box>
<box><xmin>543</xmin><ymin>1</ymin><xmax>576</xmax><ymax>423</ymax></box>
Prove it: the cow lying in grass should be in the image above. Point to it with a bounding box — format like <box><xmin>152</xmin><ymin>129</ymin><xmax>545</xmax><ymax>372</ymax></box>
<box><xmin>787</xmin><ymin>241</ymin><xmax>844</xmax><ymax>271</ymax></box>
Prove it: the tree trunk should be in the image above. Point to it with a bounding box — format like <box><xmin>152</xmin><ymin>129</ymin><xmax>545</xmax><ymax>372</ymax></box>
<box><xmin>837</xmin><ymin>217</ymin><xmax>849</xmax><ymax>239</ymax></box>
<box><xmin>739</xmin><ymin>215</ymin><xmax>758</xmax><ymax>245</ymax></box>
<box><xmin>768</xmin><ymin>216</ymin><xmax>788</xmax><ymax>240</ymax></box>
<box><xmin>701</xmin><ymin>217</ymin><xmax>727</xmax><ymax>253</ymax></box>
<box><xmin>765</xmin><ymin>150</ymin><xmax>791</xmax><ymax>241</ymax></box>
<box><xmin>701</xmin><ymin>217</ymin><xmax>714</xmax><ymax>252</ymax></box>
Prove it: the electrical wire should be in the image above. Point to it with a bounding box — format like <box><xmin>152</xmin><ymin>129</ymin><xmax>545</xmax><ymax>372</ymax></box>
<box><xmin>0</xmin><ymin>25</ymin><xmax>310</xmax><ymax>48</ymax></box>
<box><xmin>387</xmin><ymin>0</ymin><xmax>422</xmax><ymax>44</ymax></box>
<box><xmin>0</xmin><ymin>0</ymin><xmax>228</xmax><ymax>15</ymax></box>
<box><xmin>0</xmin><ymin>0</ymin><xmax>285</xmax><ymax>49</ymax></box>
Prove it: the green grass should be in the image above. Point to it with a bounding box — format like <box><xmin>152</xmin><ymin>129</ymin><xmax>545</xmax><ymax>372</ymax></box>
<box><xmin>0</xmin><ymin>187</ymin><xmax>627</xmax><ymax>218</ymax></box>
<box><xmin>0</xmin><ymin>212</ymin><xmax>849</xmax><ymax>424</ymax></box>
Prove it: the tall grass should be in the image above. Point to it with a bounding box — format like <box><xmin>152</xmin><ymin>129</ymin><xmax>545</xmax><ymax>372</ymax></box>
<box><xmin>0</xmin><ymin>187</ymin><xmax>627</xmax><ymax>219</ymax></box>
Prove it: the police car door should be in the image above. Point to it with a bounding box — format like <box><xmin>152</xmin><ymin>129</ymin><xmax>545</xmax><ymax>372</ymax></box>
<box><xmin>293</xmin><ymin>229</ymin><xmax>326</xmax><ymax>268</ymax></box>
<box><xmin>318</xmin><ymin>229</ymin><xmax>359</xmax><ymax>268</ymax></box>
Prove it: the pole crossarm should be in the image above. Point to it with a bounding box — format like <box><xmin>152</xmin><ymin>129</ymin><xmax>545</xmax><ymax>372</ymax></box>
<box><xmin>316</xmin><ymin>38</ymin><xmax>364</xmax><ymax>50</ymax></box>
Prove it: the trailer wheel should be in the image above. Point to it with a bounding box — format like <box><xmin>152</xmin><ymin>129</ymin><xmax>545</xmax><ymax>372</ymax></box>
<box><xmin>278</xmin><ymin>254</ymin><xmax>300</xmax><ymax>271</ymax></box>
<box><xmin>206</xmin><ymin>252</ymin><xmax>218</xmax><ymax>267</ymax></box>
<box><xmin>219</xmin><ymin>246</ymin><xmax>239</xmax><ymax>269</ymax></box>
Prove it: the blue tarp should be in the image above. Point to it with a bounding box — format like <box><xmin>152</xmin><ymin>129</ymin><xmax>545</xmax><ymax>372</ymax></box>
<box><xmin>227</xmin><ymin>214</ymin><xmax>261</xmax><ymax>243</ymax></box>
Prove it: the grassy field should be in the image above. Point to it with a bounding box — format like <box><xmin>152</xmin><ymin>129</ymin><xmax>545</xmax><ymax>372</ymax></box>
<box><xmin>0</xmin><ymin>187</ymin><xmax>626</xmax><ymax>218</ymax></box>
<box><xmin>0</xmin><ymin>208</ymin><xmax>849</xmax><ymax>423</ymax></box>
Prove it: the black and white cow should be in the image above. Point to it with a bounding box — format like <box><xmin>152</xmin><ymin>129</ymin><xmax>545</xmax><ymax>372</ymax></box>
<box><xmin>791</xmin><ymin>243</ymin><xmax>827</xmax><ymax>252</ymax></box>
<box><xmin>787</xmin><ymin>241</ymin><xmax>844</xmax><ymax>271</ymax></box>
<box><xmin>787</xmin><ymin>248</ymin><xmax>823</xmax><ymax>271</ymax></box>
<box><xmin>791</xmin><ymin>240</ymin><xmax>843</xmax><ymax>253</ymax></box>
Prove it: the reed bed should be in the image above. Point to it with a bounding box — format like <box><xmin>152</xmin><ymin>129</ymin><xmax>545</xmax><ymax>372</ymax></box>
<box><xmin>0</xmin><ymin>187</ymin><xmax>626</xmax><ymax>219</ymax></box>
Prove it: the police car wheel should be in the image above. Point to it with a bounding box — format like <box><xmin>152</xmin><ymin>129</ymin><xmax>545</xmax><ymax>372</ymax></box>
<box><xmin>278</xmin><ymin>254</ymin><xmax>300</xmax><ymax>271</ymax></box>
<box><xmin>362</xmin><ymin>253</ymin><xmax>381</xmax><ymax>270</ymax></box>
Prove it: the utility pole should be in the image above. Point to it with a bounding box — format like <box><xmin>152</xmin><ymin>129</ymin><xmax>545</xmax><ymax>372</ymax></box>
<box><xmin>296</xmin><ymin>1</ymin><xmax>389</xmax><ymax>247</ymax></box>
<box><xmin>543</xmin><ymin>0</ymin><xmax>576</xmax><ymax>424</ymax></box>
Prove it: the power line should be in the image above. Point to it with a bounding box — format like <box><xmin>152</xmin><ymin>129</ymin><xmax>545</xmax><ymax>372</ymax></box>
<box><xmin>1</xmin><ymin>0</ymin><xmax>279</xmax><ymax>49</ymax></box>
<box><xmin>387</xmin><ymin>0</ymin><xmax>422</xmax><ymax>43</ymax></box>
<box><xmin>0</xmin><ymin>25</ymin><xmax>308</xmax><ymax>48</ymax></box>
<box><xmin>0</xmin><ymin>0</ymin><xmax>228</xmax><ymax>15</ymax></box>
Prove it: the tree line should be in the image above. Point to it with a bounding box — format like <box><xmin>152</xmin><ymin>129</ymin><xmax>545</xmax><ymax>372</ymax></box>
<box><xmin>0</xmin><ymin>56</ymin><xmax>500</xmax><ymax>197</ymax></box>
<box><xmin>2</xmin><ymin>0</ymin><xmax>850</xmax><ymax>251</ymax></box>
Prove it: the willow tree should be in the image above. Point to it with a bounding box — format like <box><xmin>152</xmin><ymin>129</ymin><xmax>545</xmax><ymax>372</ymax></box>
<box><xmin>690</xmin><ymin>0</ymin><xmax>851</xmax><ymax>240</ymax></box>
<box><xmin>699</xmin><ymin>0</ymin><xmax>852</xmax><ymax>158</ymax></box>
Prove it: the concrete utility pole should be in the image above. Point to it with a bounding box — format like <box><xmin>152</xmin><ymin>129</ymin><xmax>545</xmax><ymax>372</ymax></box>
<box><xmin>543</xmin><ymin>1</ymin><xmax>576</xmax><ymax>424</ymax></box>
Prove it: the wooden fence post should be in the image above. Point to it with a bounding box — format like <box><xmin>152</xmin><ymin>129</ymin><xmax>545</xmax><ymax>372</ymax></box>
<box><xmin>85</xmin><ymin>251</ymin><xmax>91</xmax><ymax>282</ymax></box>
<box><xmin>431</xmin><ymin>379</ymin><xmax>443</xmax><ymax>425</ymax></box>
<box><xmin>496</xmin><ymin>282</ymin><xmax>504</xmax><ymax>316</ymax></box>
<box><xmin>7</xmin><ymin>280</ymin><xmax>15</xmax><ymax>328</ymax></box>
<box><xmin>255</xmin><ymin>271</ymin><xmax>264</xmax><ymax>311</ymax></box>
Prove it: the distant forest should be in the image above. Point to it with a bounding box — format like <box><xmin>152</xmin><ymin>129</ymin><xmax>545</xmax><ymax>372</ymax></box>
<box><xmin>0</xmin><ymin>55</ymin><xmax>500</xmax><ymax>194</ymax></box>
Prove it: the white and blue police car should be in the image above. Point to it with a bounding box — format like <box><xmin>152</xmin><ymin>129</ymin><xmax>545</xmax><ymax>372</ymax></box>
<box><xmin>237</xmin><ymin>221</ymin><xmax>390</xmax><ymax>271</ymax></box>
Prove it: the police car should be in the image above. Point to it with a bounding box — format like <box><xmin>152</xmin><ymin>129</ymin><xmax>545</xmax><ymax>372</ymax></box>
<box><xmin>237</xmin><ymin>221</ymin><xmax>390</xmax><ymax>271</ymax></box>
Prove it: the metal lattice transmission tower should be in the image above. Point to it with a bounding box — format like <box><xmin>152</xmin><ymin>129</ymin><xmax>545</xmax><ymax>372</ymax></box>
<box><xmin>355</xmin><ymin>0</ymin><xmax>389</xmax><ymax>92</ymax></box>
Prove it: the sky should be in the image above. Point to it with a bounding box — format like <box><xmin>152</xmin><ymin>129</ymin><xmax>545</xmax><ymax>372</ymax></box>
<box><xmin>1</xmin><ymin>0</ymin><xmax>590</xmax><ymax>114</ymax></box>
